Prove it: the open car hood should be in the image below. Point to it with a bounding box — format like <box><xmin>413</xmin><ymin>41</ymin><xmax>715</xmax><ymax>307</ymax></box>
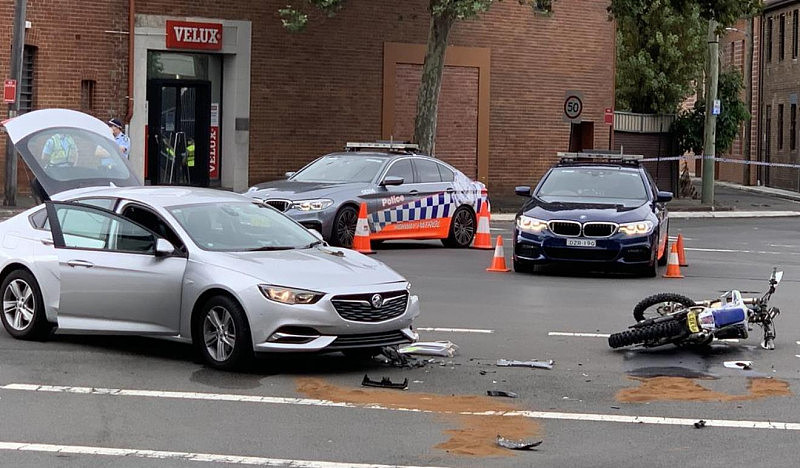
<box><xmin>1</xmin><ymin>109</ymin><xmax>141</xmax><ymax>198</ymax></box>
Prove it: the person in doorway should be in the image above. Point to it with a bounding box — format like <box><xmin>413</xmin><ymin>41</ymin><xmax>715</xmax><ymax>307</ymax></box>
<box><xmin>108</xmin><ymin>118</ymin><xmax>131</xmax><ymax>159</ymax></box>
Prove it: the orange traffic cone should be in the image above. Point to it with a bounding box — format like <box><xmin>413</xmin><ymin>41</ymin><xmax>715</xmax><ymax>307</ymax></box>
<box><xmin>352</xmin><ymin>203</ymin><xmax>375</xmax><ymax>254</ymax></box>
<box><xmin>472</xmin><ymin>201</ymin><xmax>493</xmax><ymax>249</ymax></box>
<box><xmin>676</xmin><ymin>234</ymin><xmax>688</xmax><ymax>267</ymax></box>
<box><xmin>486</xmin><ymin>235</ymin><xmax>511</xmax><ymax>272</ymax></box>
<box><xmin>663</xmin><ymin>242</ymin><xmax>684</xmax><ymax>278</ymax></box>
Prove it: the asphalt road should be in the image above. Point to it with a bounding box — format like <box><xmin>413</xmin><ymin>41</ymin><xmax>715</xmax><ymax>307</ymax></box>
<box><xmin>2</xmin><ymin>217</ymin><xmax>800</xmax><ymax>467</ymax></box>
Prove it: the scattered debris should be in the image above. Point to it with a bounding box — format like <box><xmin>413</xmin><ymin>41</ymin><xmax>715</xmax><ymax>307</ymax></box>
<box><xmin>610</xmin><ymin>406</ymin><xmax>620</xmax><ymax>410</ymax></box>
<box><xmin>398</xmin><ymin>341</ymin><xmax>459</xmax><ymax>357</ymax></box>
<box><xmin>376</xmin><ymin>346</ymin><xmax>427</xmax><ymax>368</ymax></box>
<box><xmin>487</xmin><ymin>390</ymin><xmax>519</xmax><ymax>398</ymax></box>
<box><xmin>496</xmin><ymin>436</ymin><xmax>542</xmax><ymax>451</ymax></box>
<box><xmin>724</xmin><ymin>361</ymin><xmax>753</xmax><ymax>370</ymax></box>
<box><xmin>693</xmin><ymin>420</ymin><xmax>706</xmax><ymax>429</ymax></box>
<box><xmin>497</xmin><ymin>359</ymin><xmax>555</xmax><ymax>370</ymax></box>
<box><xmin>361</xmin><ymin>375</ymin><xmax>408</xmax><ymax>390</ymax></box>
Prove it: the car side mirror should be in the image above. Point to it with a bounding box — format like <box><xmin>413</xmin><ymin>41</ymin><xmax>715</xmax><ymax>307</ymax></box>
<box><xmin>309</xmin><ymin>229</ymin><xmax>324</xmax><ymax>241</ymax></box>
<box><xmin>656</xmin><ymin>191</ymin><xmax>673</xmax><ymax>203</ymax></box>
<box><xmin>515</xmin><ymin>186</ymin><xmax>532</xmax><ymax>197</ymax></box>
<box><xmin>155</xmin><ymin>238</ymin><xmax>177</xmax><ymax>257</ymax></box>
<box><xmin>381</xmin><ymin>176</ymin><xmax>404</xmax><ymax>186</ymax></box>
<box><xmin>285</xmin><ymin>171</ymin><xmax>295</xmax><ymax>179</ymax></box>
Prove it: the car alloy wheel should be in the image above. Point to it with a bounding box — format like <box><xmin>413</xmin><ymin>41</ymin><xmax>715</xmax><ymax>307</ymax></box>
<box><xmin>333</xmin><ymin>206</ymin><xmax>358</xmax><ymax>248</ymax></box>
<box><xmin>203</xmin><ymin>306</ymin><xmax>237</xmax><ymax>363</ymax></box>
<box><xmin>442</xmin><ymin>206</ymin><xmax>475</xmax><ymax>248</ymax></box>
<box><xmin>3</xmin><ymin>279</ymin><xmax>35</xmax><ymax>332</ymax></box>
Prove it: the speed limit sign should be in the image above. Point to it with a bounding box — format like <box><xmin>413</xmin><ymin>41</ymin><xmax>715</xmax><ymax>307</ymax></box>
<box><xmin>563</xmin><ymin>90</ymin><xmax>584</xmax><ymax>123</ymax></box>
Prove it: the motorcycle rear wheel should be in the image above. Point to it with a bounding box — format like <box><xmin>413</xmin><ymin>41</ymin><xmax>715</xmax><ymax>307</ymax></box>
<box><xmin>633</xmin><ymin>293</ymin><xmax>695</xmax><ymax>322</ymax></box>
<box><xmin>608</xmin><ymin>320</ymin><xmax>685</xmax><ymax>349</ymax></box>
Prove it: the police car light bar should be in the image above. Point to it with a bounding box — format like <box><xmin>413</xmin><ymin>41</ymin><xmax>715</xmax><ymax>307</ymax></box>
<box><xmin>557</xmin><ymin>152</ymin><xmax>643</xmax><ymax>163</ymax></box>
<box><xmin>345</xmin><ymin>141</ymin><xmax>420</xmax><ymax>152</ymax></box>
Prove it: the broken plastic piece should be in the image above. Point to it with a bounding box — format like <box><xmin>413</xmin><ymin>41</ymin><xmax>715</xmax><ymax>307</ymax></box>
<box><xmin>361</xmin><ymin>374</ymin><xmax>408</xmax><ymax>390</ymax></box>
<box><xmin>496</xmin><ymin>436</ymin><xmax>542</xmax><ymax>450</ymax></box>
<box><xmin>397</xmin><ymin>341</ymin><xmax>459</xmax><ymax>357</ymax></box>
<box><xmin>496</xmin><ymin>359</ymin><xmax>554</xmax><ymax>370</ymax></box>
<box><xmin>487</xmin><ymin>390</ymin><xmax>519</xmax><ymax>398</ymax></box>
<box><xmin>723</xmin><ymin>361</ymin><xmax>752</xmax><ymax>370</ymax></box>
<box><xmin>377</xmin><ymin>346</ymin><xmax>426</xmax><ymax>368</ymax></box>
<box><xmin>694</xmin><ymin>420</ymin><xmax>706</xmax><ymax>429</ymax></box>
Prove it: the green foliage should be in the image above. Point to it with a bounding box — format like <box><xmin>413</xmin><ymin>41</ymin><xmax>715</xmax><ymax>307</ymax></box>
<box><xmin>671</xmin><ymin>68</ymin><xmax>750</xmax><ymax>155</ymax></box>
<box><xmin>614</xmin><ymin>0</ymin><xmax>706</xmax><ymax>113</ymax></box>
<box><xmin>610</xmin><ymin>0</ymin><xmax>761</xmax><ymax>28</ymax></box>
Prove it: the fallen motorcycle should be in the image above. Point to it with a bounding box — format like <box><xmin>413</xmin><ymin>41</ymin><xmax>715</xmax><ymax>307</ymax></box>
<box><xmin>609</xmin><ymin>268</ymin><xmax>783</xmax><ymax>350</ymax></box>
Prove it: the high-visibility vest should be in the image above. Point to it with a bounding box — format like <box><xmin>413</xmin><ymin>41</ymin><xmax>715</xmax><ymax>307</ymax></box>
<box><xmin>187</xmin><ymin>143</ymin><xmax>195</xmax><ymax>167</ymax></box>
<box><xmin>44</xmin><ymin>134</ymin><xmax>77</xmax><ymax>165</ymax></box>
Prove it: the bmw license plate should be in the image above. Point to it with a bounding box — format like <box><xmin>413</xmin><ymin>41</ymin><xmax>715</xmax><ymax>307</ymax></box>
<box><xmin>566</xmin><ymin>239</ymin><xmax>596</xmax><ymax>247</ymax></box>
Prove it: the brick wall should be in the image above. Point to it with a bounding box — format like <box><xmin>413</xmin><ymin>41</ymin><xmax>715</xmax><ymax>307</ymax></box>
<box><xmin>1</xmin><ymin>0</ymin><xmax>615</xmax><ymax>199</ymax></box>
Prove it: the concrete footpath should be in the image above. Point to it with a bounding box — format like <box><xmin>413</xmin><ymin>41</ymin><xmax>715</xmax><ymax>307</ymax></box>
<box><xmin>492</xmin><ymin>179</ymin><xmax>800</xmax><ymax>221</ymax></box>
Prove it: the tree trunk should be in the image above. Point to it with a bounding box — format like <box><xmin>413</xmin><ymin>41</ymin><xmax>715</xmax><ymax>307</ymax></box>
<box><xmin>413</xmin><ymin>11</ymin><xmax>455</xmax><ymax>155</ymax></box>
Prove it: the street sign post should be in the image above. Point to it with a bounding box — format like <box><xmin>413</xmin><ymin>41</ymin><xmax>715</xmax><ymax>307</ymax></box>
<box><xmin>562</xmin><ymin>90</ymin><xmax>584</xmax><ymax>123</ymax></box>
<box><xmin>3</xmin><ymin>80</ymin><xmax>16</xmax><ymax>104</ymax></box>
<box><xmin>604</xmin><ymin>107</ymin><xmax>613</xmax><ymax>125</ymax></box>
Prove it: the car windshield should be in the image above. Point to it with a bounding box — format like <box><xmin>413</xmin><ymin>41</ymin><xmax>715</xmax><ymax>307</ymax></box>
<box><xmin>291</xmin><ymin>154</ymin><xmax>389</xmax><ymax>183</ymax></box>
<box><xmin>537</xmin><ymin>168</ymin><xmax>648</xmax><ymax>204</ymax></box>
<box><xmin>168</xmin><ymin>202</ymin><xmax>320</xmax><ymax>251</ymax></box>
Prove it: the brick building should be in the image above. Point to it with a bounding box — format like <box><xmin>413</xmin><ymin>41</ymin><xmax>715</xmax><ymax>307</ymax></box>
<box><xmin>1</xmin><ymin>0</ymin><xmax>615</xmax><ymax>198</ymax></box>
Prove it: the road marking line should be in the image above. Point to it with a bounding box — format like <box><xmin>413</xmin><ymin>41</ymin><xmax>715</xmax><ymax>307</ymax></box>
<box><xmin>417</xmin><ymin>327</ymin><xmax>494</xmax><ymax>334</ymax></box>
<box><xmin>685</xmin><ymin>247</ymin><xmax>800</xmax><ymax>256</ymax></box>
<box><xmin>548</xmin><ymin>332</ymin><xmax>611</xmax><ymax>338</ymax></box>
<box><xmin>0</xmin><ymin>441</ymin><xmax>445</xmax><ymax>467</ymax></box>
<box><xmin>5</xmin><ymin>383</ymin><xmax>797</xmax><ymax>431</ymax></box>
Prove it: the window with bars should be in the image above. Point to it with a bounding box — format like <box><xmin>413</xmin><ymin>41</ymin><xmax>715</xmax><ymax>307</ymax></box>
<box><xmin>778</xmin><ymin>104</ymin><xmax>784</xmax><ymax>150</ymax></box>
<box><xmin>794</xmin><ymin>10</ymin><xmax>798</xmax><ymax>59</ymax></box>
<box><xmin>780</xmin><ymin>14</ymin><xmax>786</xmax><ymax>61</ymax></box>
<box><xmin>19</xmin><ymin>46</ymin><xmax>35</xmax><ymax>113</ymax></box>
<box><xmin>766</xmin><ymin>105</ymin><xmax>772</xmax><ymax>157</ymax></box>
<box><xmin>81</xmin><ymin>80</ymin><xmax>96</xmax><ymax>111</ymax></box>
<box><xmin>768</xmin><ymin>17</ymin><xmax>773</xmax><ymax>62</ymax></box>
<box><xmin>792</xmin><ymin>103</ymin><xmax>797</xmax><ymax>151</ymax></box>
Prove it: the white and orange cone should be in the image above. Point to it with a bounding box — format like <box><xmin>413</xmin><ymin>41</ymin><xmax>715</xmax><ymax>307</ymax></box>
<box><xmin>352</xmin><ymin>203</ymin><xmax>375</xmax><ymax>254</ymax></box>
<box><xmin>486</xmin><ymin>235</ymin><xmax>511</xmax><ymax>272</ymax></box>
<box><xmin>676</xmin><ymin>233</ymin><xmax>688</xmax><ymax>267</ymax></box>
<box><xmin>663</xmin><ymin>242</ymin><xmax>683</xmax><ymax>278</ymax></box>
<box><xmin>472</xmin><ymin>201</ymin><xmax>493</xmax><ymax>250</ymax></box>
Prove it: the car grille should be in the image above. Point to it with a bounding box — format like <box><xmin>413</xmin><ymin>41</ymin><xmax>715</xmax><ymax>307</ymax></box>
<box><xmin>549</xmin><ymin>221</ymin><xmax>581</xmax><ymax>237</ymax></box>
<box><xmin>331</xmin><ymin>291</ymin><xmax>408</xmax><ymax>323</ymax></box>
<box><xmin>582</xmin><ymin>222</ymin><xmax>618</xmax><ymax>238</ymax></box>
<box><xmin>544</xmin><ymin>246</ymin><xmax>618</xmax><ymax>261</ymax></box>
<box><xmin>327</xmin><ymin>330</ymin><xmax>412</xmax><ymax>349</ymax></box>
<box><xmin>264</xmin><ymin>199</ymin><xmax>292</xmax><ymax>212</ymax></box>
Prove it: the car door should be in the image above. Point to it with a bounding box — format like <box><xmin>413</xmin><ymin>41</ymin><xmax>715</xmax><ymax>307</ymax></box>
<box><xmin>409</xmin><ymin>157</ymin><xmax>452</xmax><ymax>238</ymax></box>
<box><xmin>45</xmin><ymin>202</ymin><xmax>186</xmax><ymax>334</ymax></box>
<box><xmin>369</xmin><ymin>157</ymin><xmax>418</xmax><ymax>239</ymax></box>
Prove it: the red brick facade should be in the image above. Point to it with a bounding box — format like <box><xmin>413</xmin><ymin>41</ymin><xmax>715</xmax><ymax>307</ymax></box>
<box><xmin>1</xmin><ymin>0</ymin><xmax>615</xmax><ymax>198</ymax></box>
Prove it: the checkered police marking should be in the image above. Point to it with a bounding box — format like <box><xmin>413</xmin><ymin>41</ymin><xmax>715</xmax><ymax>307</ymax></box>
<box><xmin>371</xmin><ymin>192</ymin><xmax>455</xmax><ymax>232</ymax></box>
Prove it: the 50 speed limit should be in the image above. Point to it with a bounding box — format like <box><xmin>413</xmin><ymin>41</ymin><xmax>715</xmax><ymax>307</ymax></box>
<box><xmin>564</xmin><ymin>95</ymin><xmax>583</xmax><ymax>120</ymax></box>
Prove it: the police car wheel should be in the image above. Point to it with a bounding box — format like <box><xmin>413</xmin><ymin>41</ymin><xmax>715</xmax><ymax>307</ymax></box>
<box><xmin>442</xmin><ymin>206</ymin><xmax>475</xmax><ymax>248</ymax></box>
<box><xmin>332</xmin><ymin>206</ymin><xmax>359</xmax><ymax>248</ymax></box>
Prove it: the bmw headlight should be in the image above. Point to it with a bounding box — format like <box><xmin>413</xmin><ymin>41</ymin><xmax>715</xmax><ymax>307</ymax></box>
<box><xmin>259</xmin><ymin>285</ymin><xmax>324</xmax><ymax>305</ymax></box>
<box><xmin>292</xmin><ymin>199</ymin><xmax>334</xmax><ymax>211</ymax></box>
<box><xmin>618</xmin><ymin>220</ymin><xmax>654</xmax><ymax>236</ymax></box>
<box><xmin>516</xmin><ymin>215</ymin><xmax>548</xmax><ymax>233</ymax></box>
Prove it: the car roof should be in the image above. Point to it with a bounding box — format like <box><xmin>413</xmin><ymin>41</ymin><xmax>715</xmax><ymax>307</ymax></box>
<box><xmin>53</xmin><ymin>186</ymin><xmax>254</xmax><ymax>208</ymax></box>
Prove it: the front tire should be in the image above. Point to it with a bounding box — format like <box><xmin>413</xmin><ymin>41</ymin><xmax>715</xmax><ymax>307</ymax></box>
<box><xmin>1</xmin><ymin>269</ymin><xmax>51</xmax><ymax>340</ymax></box>
<box><xmin>194</xmin><ymin>295</ymin><xmax>252</xmax><ymax>370</ymax></box>
<box><xmin>633</xmin><ymin>293</ymin><xmax>695</xmax><ymax>322</ymax></box>
<box><xmin>608</xmin><ymin>320</ymin><xmax>685</xmax><ymax>349</ymax></box>
<box><xmin>442</xmin><ymin>206</ymin><xmax>475</xmax><ymax>248</ymax></box>
<box><xmin>332</xmin><ymin>206</ymin><xmax>359</xmax><ymax>248</ymax></box>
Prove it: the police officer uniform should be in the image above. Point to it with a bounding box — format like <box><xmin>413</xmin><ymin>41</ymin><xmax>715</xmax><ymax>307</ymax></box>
<box><xmin>108</xmin><ymin>118</ymin><xmax>131</xmax><ymax>159</ymax></box>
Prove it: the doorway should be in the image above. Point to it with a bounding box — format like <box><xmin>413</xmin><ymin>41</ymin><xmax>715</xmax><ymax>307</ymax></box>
<box><xmin>146</xmin><ymin>79</ymin><xmax>211</xmax><ymax>186</ymax></box>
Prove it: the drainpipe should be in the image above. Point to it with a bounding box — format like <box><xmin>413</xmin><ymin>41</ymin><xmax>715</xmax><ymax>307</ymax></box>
<box><xmin>124</xmin><ymin>0</ymin><xmax>135</xmax><ymax>124</ymax></box>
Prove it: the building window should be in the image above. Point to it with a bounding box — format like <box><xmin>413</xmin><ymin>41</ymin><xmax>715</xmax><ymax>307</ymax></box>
<box><xmin>768</xmin><ymin>17</ymin><xmax>773</xmax><ymax>63</ymax></box>
<box><xmin>780</xmin><ymin>14</ymin><xmax>786</xmax><ymax>61</ymax></box>
<box><xmin>730</xmin><ymin>41</ymin><xmax>735</xmax><ymax>66</ymax></box>
<box><xmin>533</xmin><ymin>0</ymin><xmax>552</xmax><ymax>13</ymax></box>
<box><xmin>766</xmin><ymin>105</ymin><xmax>772</xmax><ymax>157</ymax></box>
<box><xmin>19</xmin><ymin>46</ymin><xmax>35</xmax><ymax>114</ymax></box>
<box><xmin>792</xmin><ymin>104</ymin><xmax>797</xmax><ymax>151</ymax></box>
<box><xmin>81</xmin><ymin>80</ymin><xmax>96</xmax><ymax>111</ymax></box>
<box><xmin>794</xmin><ymin>10</ymin><xmax>798</xmax><ymax>59</ymax></box>
<box><xmin>778</xmin><ymin>104</ymin><xmax>784</xmax><ymax>150</ymax></box>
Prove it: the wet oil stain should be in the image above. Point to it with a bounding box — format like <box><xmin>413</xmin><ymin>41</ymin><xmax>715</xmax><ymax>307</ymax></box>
<box><xmin>627</xmin><ymin>366</ymin><xmax>715</xmax><ymax>379</ymax></box>
<box><xmin>616</xmin><ymin>376</ymin><xmax>792</xmax><ymax>403</ymax></box>
<box><xmin>295</xmin><ymin>377</ymin><xmax>540</xmax><ymax>457</ymax></box>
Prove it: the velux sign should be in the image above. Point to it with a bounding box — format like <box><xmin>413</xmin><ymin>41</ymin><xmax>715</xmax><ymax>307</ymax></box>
<box><xmin>166</xmin><ymin>20</ymin><xmax>223</xmax><ymax>51</ymax></box>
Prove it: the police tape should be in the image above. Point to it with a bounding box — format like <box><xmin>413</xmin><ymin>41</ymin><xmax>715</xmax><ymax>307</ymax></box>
<box><xmin>640</xmin><ymin>154</ymin><xmax>800</xmax><ymax>169</ymax></box>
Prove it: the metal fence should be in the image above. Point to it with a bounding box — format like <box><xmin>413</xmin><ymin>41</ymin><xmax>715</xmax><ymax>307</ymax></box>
<box><xmin>614</xmin><ymin>112</ymin><xmax>675</xmax><ymax>134</ymax></box>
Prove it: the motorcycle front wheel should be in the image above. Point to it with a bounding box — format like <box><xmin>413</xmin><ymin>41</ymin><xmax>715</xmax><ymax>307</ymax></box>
<box><xmin>608</xmin><ymin>320</ymin><xmax>685</xmax><ymax>349</ymax></box>
<box><xmin>633</xmin><ymin>293</ymin><xmax>695</xmax><ymax>322</ymax></box>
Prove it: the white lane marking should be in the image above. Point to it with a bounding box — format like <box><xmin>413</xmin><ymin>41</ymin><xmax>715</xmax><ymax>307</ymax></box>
<box><xmin>549</xmin><ymin>332</ymin><xmax>611</xmax><ymax>338</ymax></box>
<box><xmin>0</xmin><ymin>441</ymin><xmax>445</xmax><ymax>467</ymax></box>
<box><xmin>5</xmin><ymin>383</ymin><xmax>798</xmax><ymax>431</ymax></box>
<box><xmin>685</xmin><ymin>247</ymin><xmax>800</xmax><ymax>256</ymax></box>
<box><xmin>417</xmin><ymin>327</ymin><xmax>494</xmax><ymax>334</ymax></box>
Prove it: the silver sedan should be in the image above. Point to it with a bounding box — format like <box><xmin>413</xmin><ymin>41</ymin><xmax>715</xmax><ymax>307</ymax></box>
<box><xmin>0</xmin><ymin>109</ymin><xmax>419</xmax><ymax>369</ymax></box>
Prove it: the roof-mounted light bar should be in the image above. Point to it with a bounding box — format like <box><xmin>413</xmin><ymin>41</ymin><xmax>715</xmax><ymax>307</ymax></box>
<box><xmin>557</xmin><ymin>152</ymin><xmax>643</xmax><ymax>164</ymax></box>
<box><xmin>345</xmin><ymin>141</ymin><xmax>420</xmax><ymax>153</ymax></box>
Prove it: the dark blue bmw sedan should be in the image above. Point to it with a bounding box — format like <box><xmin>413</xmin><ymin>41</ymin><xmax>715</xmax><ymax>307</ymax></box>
<box><xmin>512</xmin><ymin>154</ymin><xmax>672</xmax><ymax>277</ymax></box>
